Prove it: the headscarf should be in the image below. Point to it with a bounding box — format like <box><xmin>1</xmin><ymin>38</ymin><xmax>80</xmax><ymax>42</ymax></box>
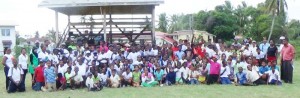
<box><xmin>32</xmin><ymin>47</ymin><xmax>38</xmax><ymax>57</ymax></box>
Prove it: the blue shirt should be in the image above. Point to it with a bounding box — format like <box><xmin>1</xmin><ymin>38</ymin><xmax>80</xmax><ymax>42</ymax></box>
<box><xmin>44</xmin><ymin>66</ymin><xmax>56</xmax><ymax>83</ymax></box>
<box><xmin>259</xmin><ymin>43</ymin><xmax>270</xmax><ymax>53</ymax></box>
<box><xmin>236</xmin><ymin>72</ymin><xmax>247</xmax><ymax>84</ymax></box>
<box><xmin>259</xmin><ymin>66</ymin><xmax>269</xmax><ymax>74</ymax></box>
<box><xmin>268</xmin><ymin>65</ymin><xmax>280</xmax><ymax>72</ymax></box>
<box><xmin>154</xmin><ymin>70</ymin><xmax>165</xmax><ymax>81</ymax></box>
<box><xmin>175</xmin><ymin>51</ymin><xmax>185</xmax><ymax>60</ymax></box>
<box><xmin>166</xmin><ymin>71</ymin><xmax>176</xmax><ymax>84</ymax></box>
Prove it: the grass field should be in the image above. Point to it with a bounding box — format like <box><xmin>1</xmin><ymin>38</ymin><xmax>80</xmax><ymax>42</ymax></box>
<box><xmin>0</xmin><ymin>60</ymin><xmax>299</xmax><ymax>98</ymax></box>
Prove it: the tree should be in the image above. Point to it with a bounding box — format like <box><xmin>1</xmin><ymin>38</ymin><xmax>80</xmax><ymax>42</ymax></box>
<box><xmin>34</xmin><ymin>31</ymin><xmax>39</xmax><ymax>39</ymax></box>
<box><xmin>158</xmin><ymin>13</ymin><xmax>168</xmax><ymax>33</ymax></box>
<box><xmin>45</xmin><ymin>29</ymin><xmax>57</xmax><ymax>43</ymax></box>
<box><xmin>266</xmin><ymin>0</ymin><xmax>288</xmax><ymax>41</ymax></box>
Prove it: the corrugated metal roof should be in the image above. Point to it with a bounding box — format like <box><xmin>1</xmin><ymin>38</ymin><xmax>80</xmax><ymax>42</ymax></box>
<box><xmin>39</xmin><ymin>0</ymin><xmax>164</xmax><ymax>7</ymax></box>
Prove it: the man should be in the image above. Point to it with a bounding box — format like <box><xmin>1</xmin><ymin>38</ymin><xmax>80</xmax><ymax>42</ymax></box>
<box><xmin>7</xmin><ymin>59</ymin><xmax>25</xmax><ymax>93</ymax></box>
<box><xmin>280</xmin><ymin>39</ymin><xmax>295</xmax><ymax>83</ymax></box>
<box><xmin>38</xmin><ymin>45</ymin><xmax>49</xmax><ymax>61</ymax></box>
<box><xmin>259</xmin><ymin>38</ymin><xmax>270</xmax><ymax>54</ymax></box>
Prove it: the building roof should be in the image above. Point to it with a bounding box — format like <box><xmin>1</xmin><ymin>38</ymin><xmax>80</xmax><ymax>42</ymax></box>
<box><xmin>0</xmin><ymin>20</ymin><xmax>18</xmax><ymax>26</ymax></box>
<box><xmin>173</xmin><ymin>30</ymin><xmax>216</xmax><ymax>36</ymax></box>
<box><xmin>39</xmin><ymin>0</ymin><xmax>164</xmax><ymax>15</ymax></box>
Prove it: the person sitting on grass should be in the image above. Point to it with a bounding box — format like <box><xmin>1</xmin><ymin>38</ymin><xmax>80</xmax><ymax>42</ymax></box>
<box><xmin>56</xmin><ymin>73</ymin><xmax>66</xmax><ymax>90</ymax></box>
<box><xmin>189</xmin><ymin>66</ymin><xmax>200</xmax><ymax>85</ymax></box>
<box><xmin>154</xmin><ymin>66</ymin><xmax>166</xmax><ymax>86</ymax></box>
<box><xmin>99</xmin><ymin>68</ymin><xmax>108</xmax><ymax>87</ymax></box>
<box><xmin>70</xmin><ymin>67</ymin><xmax>84</xmax><ymax>89</ymax></box>
<box><xmin>86</xmin><ymin>72</ymin><xmax>102</xmax><ymax>91</ymax></box>
<box><xmin>107</xmin><ymin>69</ymin><xmax>120</xmax><ymax>88</ymax></box>
<box><xmin>235</xmin><ymin>67</ymin><xmax>247</xmax><ymax>86</ymax></box>
<box><xmin>268</xmin><ymin>60</ymin><xmax>280</xmax><ymax>71</ymax></box>
<box><xmin>42</xmin><ymin>60</ymin><xmax>57</xmax><ymax>92</ymax></box>
<box><xmin>7</xmin><ymin>59</ymin><xmax>25</xmax><ymax>93</ymax></box>
<box><xmin>265</xmin><ymin>66</ymin><xmax>282</xmax><ymax>85</ymax></box>
<box><xmin>132</xmin><ymin>66</ymin><xmax>141</xmax><ymax>87</ymax></box>
<box><xmin>141</xmin><ymin>68</ymin><xmax>158</xmax><ymax>87</ymax></box>
<box><xmin>246</xmin><ymin>65</ymin><xmax>265</xmax><ymax>86</ymax></box>
<box><xmin>64</xmin><ymin>67</ymin><xmax>72</xmax><ymax>89</ymax></box>
<box><xmin>259</xmin><ymin>60</ymin><xmax>269</xmax><ymax>82</ymax></box>
<box><xmin>32</xmin><ymin>60</ymin><xmax>46</xmax><ymax>91</ymax></box>
<box><xmin>220</xmin><ymin>60</ymin><xmax>232</xmax><ymax>85</ymax></box>
<box><xmin>165</xmin><ymin>67</ymin><xmax>176</xmax><ymax>86</ymax></box>
<box><xmin>121</xmin><ymin>68</ymin><xmax>133</xmax><ymax>87</ymax></box>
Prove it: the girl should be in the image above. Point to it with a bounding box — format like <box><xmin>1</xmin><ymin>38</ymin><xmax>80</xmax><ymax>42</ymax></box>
<box><xmin>132</xmin><ymin>66</ymin><xmax>141</xmax><ymax>87</ymax></box>
<box><xmin>18</xmin><ymin>48</ymin><xmax>28</xmax><ymax>86</ymax></box>
<box><xmin>2</xmin><ymin>48</ymin><xmax>15</xmax><ymax>90</ymax></box>
<box><xmin>29</xmin><ymin>47</ymin><xmax>39</xmax><ymax>79</ymax></box>
<box><xmin>141</xmin><ymin>68</ymin><xmax>158</xmax><ymax>87</ymax></box>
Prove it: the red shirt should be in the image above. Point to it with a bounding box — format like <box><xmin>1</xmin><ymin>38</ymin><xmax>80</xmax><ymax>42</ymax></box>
<box><xmin>281</xmin><ymin>44</ymin><xmax>295</xmax><ymax>61</ymax></box>
<box><xmin>35</xmin><ymin>66</ymin><xmax>45</xmax><ymax>83</ymax></box>
<box><xmin>194</xmin><ymin>47</ymin><xmax>205</xmax><ymax>58</ymax></box>
<box><xmin>171</xmin><ymin>46</ymin><xmax>179</xmax><ymax>60</ymax></box>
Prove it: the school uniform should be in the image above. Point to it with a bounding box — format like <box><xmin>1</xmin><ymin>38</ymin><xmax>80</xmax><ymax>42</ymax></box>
<box><xmin>7</xmin><ymin>67</ymin><xmax>25</xmax><ymax>93</ymax></box>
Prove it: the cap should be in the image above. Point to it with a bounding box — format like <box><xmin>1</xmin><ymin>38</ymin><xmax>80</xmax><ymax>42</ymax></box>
<box><xmin>280</xmin><ymin>36</ymin><xmax>285</xmax><ymax>40</ymax></box>
<box><xmin>212</xmin><ymin>55</ymin><xmax>218</xmax><ymax>58</ymax></box>
<box><xmin>253</xmin><ymin>40</ymin><xmax>256</xmax><ymax>43</ymax></box>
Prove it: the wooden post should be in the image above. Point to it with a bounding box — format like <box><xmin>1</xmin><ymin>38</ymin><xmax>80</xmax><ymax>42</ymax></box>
<box><xmin>67</xmin><ymin>15</ymin><xmax>70</xmax><ymax>37</ymax></box>
<box><xmin>151</xmin><ymin>6</ymin><xmax>155</xmax><ymax>45</ymax></box>
<box><xmin>55</xmin><ymin>11</ymin><xmax>59</xmax><ymax>44</ymax></box>
<box><xmin>103</xmin><ymin>8</ymin><xmax>107</xmax><ymax>42</ymax></box>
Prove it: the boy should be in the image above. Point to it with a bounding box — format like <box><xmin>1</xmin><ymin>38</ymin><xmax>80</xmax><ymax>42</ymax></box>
<box><xmin>99</xmin><ymin>68</ymin><xmax>108</xmax><ymax>87</ymax></box>
<box><xmin>121</xmin><ymin>68</ymin><xmax>133</xmax><ymax>87</ymax></box>
<box><xmin>86</xmin><ymin>72</ymin><xmax>102</xmax><ymax>91</ymax></box>
<box><xmin>235</xmin><ymin>67</ymin><xmax>247</xmax><ymax>86</ymax></box>
<box><xmin>42</xmin><ymin>60</ymin><xmax>57</xmax><ymax>92</ymax></box>
<box><xmin>189</xmin><ymin>66</ymin><xmax>200</xmax><ymax>85</ymax></box>
<box><xmin>220</xmin><ymin>60</ymin><xmax>231</xmax><ymax>85</ymax></box>
<box><xmin>265</xmin><ymin>66</ymin><xmax>282</xmax><ymax>85</ymax></box>
<box><xmin>108</xmin><ymin>69</ymin><xmax>120</xmax><ymax>88</ymax></box>
<box><xmin>70</xmin><ymin>67</ymin><xmax>84</xmax><ymax>89</ymax></box>
<box><xmin>64</xmin><ymin>67</ymin><xmax>72</xmax><ymax>88</ymax></box>
<box><xmin>56</xmin><ymin>73</ymin><xmax>66</xmax><ymax>90</ymax></box>
<box><xmin>7</xmin><ymin>59</ymin><xmax>25</xmax><ymax>93</ymax></box>
<box><xmin>32</xmin><ymin>60</ymin><xmax>46</xmax><ymax>91</ymax></box>
<box><xmin>246</xmin><ymin>65</ymin><xmax>264</xmax><ymax>85</ymax></box>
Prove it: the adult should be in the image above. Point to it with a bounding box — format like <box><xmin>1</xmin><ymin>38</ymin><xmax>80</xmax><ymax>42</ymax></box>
<box><xmin>38</xmin><ymin>45</ymin><xmax>49</xmax><ymax>61</ymax></box>
<box><xmin>280</xmin><ymin>39</ymin><xmax>295</xmax><ymax>83</ymax></box>
<box><xmin>266</xmin><ymin>40</ymin><xmax>278</xmax><ymax>62</ymax></box>
<box><xmin>29</xmin><ymin>47</ymin><xmax>39</xmax><ymax>79</ymax></box>
<box><xmin>2</xmin><ymin>48</ymin><xmax>14</xmax><ymax>90</ymax></box>
<box><xmin>259</xmin><ymin>38</ymin><xmax>270</xmax><ymax>54</ymax></box>
<box><xmin>18</xmin><ymin>48</ymin><xmax>29</xmax><ymax>86</ymax></box>
<box><xmin>7</xmin><ymin>59</ymin><xmax>25</xmax><ymax>93</ymax></box>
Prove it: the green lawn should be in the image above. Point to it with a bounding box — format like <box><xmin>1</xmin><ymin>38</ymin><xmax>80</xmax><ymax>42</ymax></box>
<box><xmin>0</xmin><ymin>60</ymin><xmax>299</xmax><ymax>98</ymax></box>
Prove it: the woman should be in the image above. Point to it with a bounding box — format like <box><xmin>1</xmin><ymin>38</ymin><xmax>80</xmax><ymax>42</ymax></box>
<box><xmin>29</xmin><ymin>47</ymin><xmax>39</xmax><ymax>80</ymax></box>
<box><xmin>266</xmin><ymin>40</ymin><xmax>278</xmax><ymax>62</ymax></box>
<box><xmin>141</xmin><ymin>68</ymin><xmax>158</xmax><ymax>87</ymax></box>
<box><xmin>2</xmin><ymin>48</ymin><xmax>14</xmax><ymax>90</ymax></box>
<box><xmin>18</xmin><ymin>48</ymin><xmax>29</xmax><ymax>86</ymax></box>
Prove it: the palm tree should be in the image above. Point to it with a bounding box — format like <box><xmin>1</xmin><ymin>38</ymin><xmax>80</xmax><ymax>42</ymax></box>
<box><xmin>266</xmin><ymin>0</ymin><xmax>288</xmax><ymax>42</ymax></box>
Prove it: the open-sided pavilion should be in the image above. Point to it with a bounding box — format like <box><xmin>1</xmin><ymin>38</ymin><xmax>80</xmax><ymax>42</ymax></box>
<box><xmin>39</xmin><ymin>0</ymin><xmax>164</xmax><ymax>45</ymax></box>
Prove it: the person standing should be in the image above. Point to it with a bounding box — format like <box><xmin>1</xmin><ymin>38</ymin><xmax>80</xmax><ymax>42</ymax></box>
<box><xmin>7</xmin><ymin>59</ymin><xmax>25</xmax><ymax>93</ymax></box>
<box><xmin>2</xmin><ymin>48</ymin><xmax>14</xmax><ymax>90</ymax></box>
<box><xmin>280</xmin><ymin>39</ymin><xmax>295</xmax><ymax>83</ymax></box>
<box><xmin>259</xmin><ymin>38</ymin><xmax>270</xmax><ymax>54</ymax></box>
<box><xmin>18</xmin><ymin>48</ymin><xmax>29</xmax><ymax>87</ymax></box>
<box><xmin>266</xmin><ymin>40</ymin><xmax>278</xmax><ymax>62</ymax></box>
<box><xmin>29</xmin><ymin>47</ymin><xmax>39</xmax><ymax>87</ymax></box>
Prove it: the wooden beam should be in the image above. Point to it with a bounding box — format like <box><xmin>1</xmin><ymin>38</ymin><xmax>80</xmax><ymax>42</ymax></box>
<box><xmin>133</xmin><ymin>25</ymin><xmax>149</xmax><ymax>42</ymax></box>
<box><xmin>70</xmin><ymin>22</ymin><xmax>150</xmax><ymax>26</ymax></box>
<box><xmin>72</xmin><ymin>25</ymin><xmax>82</xmax><ymax>35</ymax></box>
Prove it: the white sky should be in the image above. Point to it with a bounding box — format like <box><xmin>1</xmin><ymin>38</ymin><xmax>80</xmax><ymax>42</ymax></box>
<box><xmin>0</xmin><ymin>0</ymin><xmax>299</xmax><ymax>37</ymax></box>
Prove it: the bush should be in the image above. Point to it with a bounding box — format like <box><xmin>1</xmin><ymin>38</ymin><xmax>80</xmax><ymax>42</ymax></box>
<box><xmin>14</xmin><ymin>45</ymin><xmax>31</xmax><ymax>58</ymax></box>
<box><xmin>289</xmin><ymin>38</ymin><xmax>300</xmax><ymax>60</ymax></box>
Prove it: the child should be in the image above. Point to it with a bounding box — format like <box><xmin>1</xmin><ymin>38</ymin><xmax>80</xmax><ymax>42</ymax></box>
<box><xmin>7</xmin><ymin>59</ymin><xmax>25</xmax><ymax>93</ymax></box>
<box><xmin>154</xmin><ymin>66</ymin><xmax>166</xmax><ymax>86</ymax></box>
<box><xmin>99</xmin><ymin>68</ymin><xmax>108</xmax><ymax>87</ymax></box>
<box><xmin>42</xmin><ymin>61</ymin><xmax>56</xmax><ymax>92</ymax></box>
<box><xmin>70</xmin><ymin>67</ymin><xmax>84</xmax><ymax>89</ymax></box>
<box><xmin>220</xmin><ymin>60</ymin><xmax>231</xmax><ymax>85</ymax></box>
<box><xmin>108</xmin><ymin>69</ymin><xmax>120</xmax><ymax>88</ymax></box>
<box><xmin>165</xmin><ymin>67</ymin><xmax>176</xmax><ymax>86</ymax></box>
<box><xmin>207</xmin><ymin>55</ymin><xmax>221</xmax><ymax>85</ymax></box>
<box><xmin>265</xmin><ymin>66</ymin><xmax>282</xmax><ymax>85</ymax></box>
<box><xmin>121</xmin><ymin>68</ymin><xmax>133</xmax><ymax>87</ymax></box>
<box><xmin>246</xmin><ymin>65</ymin><xmax>264</xmax><ymax>85</ymax></box>
<box><xmin>235</xmin><ymin>67</ymin><xmax>247</xmax><ymax>86</ymax></box>
<box><xmin>189</xmin><ymin>66</ymin><xmax>200</xmax><ymax>85</ymax></box>
<box><xmin>64</xmin><ymin>67</ymin><xmax>72</xmax><ymax>88</ymax></box>
<box><xmin>32</xmin><ymin>60</ymin><xmax>46</xmax><ymax>91</ymax></box>
<box><xmin>86</xmin><ymin>72</ymin><xmax>102</xmax><ymax>91</ymax></box>
<box><xmin>141</xmin><ymin>68</ymin><xmax>158</xmax><ymax>87</ymax></box>
<box><xmin>259</xmin><ymin>60</ymin><xmax>269</xmax><ymax>82</ymax></box>
<box><xmin>56</xmin><ymin>73</ymin><xmax>66</xmax><ymax>90</ymax></box>
<box><xmin>132</xmin><ymin>66</ymin><xmax>141</xmax><ymax>87</ymax></box>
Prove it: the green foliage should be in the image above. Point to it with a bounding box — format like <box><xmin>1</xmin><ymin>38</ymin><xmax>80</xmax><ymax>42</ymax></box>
<box><xmin>158</xmin><ymin>13</ymin><xmax>168</xmax><ymax>33</ymax></box>
<box><xmin>14</xmin><ymin>45</ymin><xmax>31</xmax><ymax>58</ymax></box>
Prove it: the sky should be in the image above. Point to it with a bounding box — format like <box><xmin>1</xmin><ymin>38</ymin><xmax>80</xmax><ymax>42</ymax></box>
<box><xmin>0</xmin><ymin>0</ymin><xmax>299</xmax><ymax>37</ymax></box>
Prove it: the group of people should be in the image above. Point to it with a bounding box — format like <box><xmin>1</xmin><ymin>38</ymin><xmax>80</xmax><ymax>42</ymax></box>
<box><xmin>2</xmin><ymin>36</ymin><xmax>296</xmax><ymax>93</ymax></box>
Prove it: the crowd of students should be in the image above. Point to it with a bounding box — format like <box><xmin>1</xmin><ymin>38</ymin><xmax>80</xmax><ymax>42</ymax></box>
<box><xmin>1</xmin><ymin>36</ymin><xmax>296</xmax><ymax>93</ymax></box>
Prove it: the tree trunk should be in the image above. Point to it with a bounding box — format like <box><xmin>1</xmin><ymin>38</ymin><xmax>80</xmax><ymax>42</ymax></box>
<box><xmin>268</xmin><ymin>15</ymin><xmax>276</xmax><ymax>42</ymax></box>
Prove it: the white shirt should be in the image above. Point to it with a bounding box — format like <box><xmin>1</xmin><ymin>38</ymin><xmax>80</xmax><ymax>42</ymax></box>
<box><xmin>243</xmin><ymin>49</ymin><xmax>251</xmax><ymax>56</ymax></box>
<box><xmin>246</xmin><ymin>70</ymin><xmax>260</xmax><ymax>82</ymax></box>
<box><xmin>8</xmin><ymin>67</ymin><xmax>24</xmax><ymax>82</ymax></box>
<box><xmin>71</xmin><ymin>72</ymin><xmax>84</xmax><ymax>82</ymax></box>
<box><xmin>105</xmin><ymin>50</ymin><xmax>113</xmax><ymax>59</ymax></box>
<box><xmin>183</xmin><ymin>67</ymin><xmax>190</xmax><ymax>79</ymax></box>
<box><xmin>85</xmin><ymin>56</ymin><xmax>93</xmax><ymax>65</ymax></box>
<box><xmin>38</xmin><ymin>51</ymin><xmax>49</xmax><ymax>60</ymax></box>
<box><xmin>181</xmin><ymin>45</ymin><xmax>187</xmax><ymax>51</ymax></box>
<box><xmin>76</xmin><ymin>63</ymin><xmax>87</xmax><ymax>76</ymax></box>
<box><xmin>58</xmin><ymin>64</ymin><xmax>68</xmax><ymax>74</ymax></box>
<box><xmin>97</xmin><ymin>53</ymin><xmax>106</xmax><ymax>60</ymax></box>
<box><xmin>151</xmin><ymin>49</ymin><xmax>158</xmax><ymax>56</ymax></box>
<box><xmin>190</xmin><ymin>70</ymin><xmax>199</xmax><ymax>79</ymax></box>
<box><xmin>50</xmin><ymin>54</ymin><xmax>59</xmax><ymax>65</ymax></box>
<box><xmin>85</xmin><ymin>77</ymin><xmax>94</xmax><ymax>88</ymax></box>
<box><xmin>110</xmin><ymin>75</ymin><xmax>120</xmax><ymax>84</ymax></box>
<box><xmin>18</xmin><ymin>54</ymin><xmax>28</xmax><ymax>69</ymax></box>
<box><xmin>4</xmin><ymin>54</ymin><xmax>14</xmax><ymax>67</ymax></box>
<box><xmin>220</xmin><ymin>66</ymin><xmax>230</xmax><ymax>77</ymax></box>
<box><xmin>122</xmin><ymin>72</ymin><xmax>133</xmax><ymax>80</ymax></box>
<box><xmin>98</xmin><ymin>73</ymin><xmax>107</xmax><ymax>82</ymax></box>
<box><xmin>132</xmin><ymin>61</ymin><xmax>143</xmax><ymax>66</ymax></box>
<box><xmin>255</xmin><ymin>52</ymin><xmax>265</xmax><ymax>59</ymax></box>
<box><xmin>265</xmin><ymin>70</ymin><xmax>281</xmax><ymax>82</ymax></box>
<box><xmin>127</xmin><ymin>52</ymin><xmax>140</xmax><ymax>62</ymax></box>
